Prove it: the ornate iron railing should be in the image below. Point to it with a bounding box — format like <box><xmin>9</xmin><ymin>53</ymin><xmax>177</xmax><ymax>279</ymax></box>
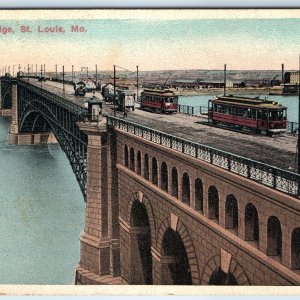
<box><xmin>178</xmin><ymin>104</ymin><xmax>299</xmax><ymax>134</ymax></box>
<box><xmin>107</xmin><ymin>115</ymin><xmax>300</xmax><ymax>198</ymax></box>
<box><xmin>178</xmin><ymin>104</ymin><xmax>208</xmax><ymax>115</ymax></box>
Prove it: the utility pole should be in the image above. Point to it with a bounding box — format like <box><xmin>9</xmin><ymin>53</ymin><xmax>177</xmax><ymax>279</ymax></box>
<box><xmin>31</xmin><ymin>64</ymin><xmax>33</xmax><ymax>76</ymax></box>
<box><xmin>223</xmin><ymin>64</ymin><xmax>227</xmax><ymax>96</ymax></box>
<box><xmin>44</xmin><ymin>64</ymin><xmax>46</xmax><ymax>79</ymax></box>
<box><xmin>40</xmin><ymin>64</ymin><xmax>43</xmax><ymax>87</ymax></box>
<box><xmin>55</xmin><ymin>64</ymin><xmax>57</xmax><ymax>80</ymax></box>
<box><xmin>62</xmin><ymin>65</ymin><xmax>65</xmax><ymax>97</ymax></box>
<box><xmin>72</xmin><ymin>65</ymin><xmax>74</xmax><ymax>82</ymax></box>
<box><xmin>113</xmin><ymin>65</ymin><xmax>116</xmax><ymax>116</ymax></box>
<box><xmin>95</xmin><ymin>64</ymin><xmax>98</xmax><ymax>89</ymax></box>
<box><xmin>27</xmin><ymin>64</ymin><xmax>29</xmax><ymax>81</ymax></box>
<box><xmin>110</xmin><ymin>65</ymin><xmax>119</xmax><ymax>117</ymax></box>
<box><xmin>36</xmin><ymin>64</ymin><xmax>38</xmax><ymax>77</ymax></box>
<box><xmin>136</xmin><ymin>65</ymin><xmax>139</xmax><ymax>102</ymax></box>
<box><xmin>298</xmin><ymin>54</ymin><xmax>300</xmax><ymax>174</ymax></box>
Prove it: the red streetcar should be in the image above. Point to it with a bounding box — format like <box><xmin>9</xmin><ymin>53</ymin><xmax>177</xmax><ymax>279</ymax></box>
<box><xmin>140</xmin><ymin>89</ymin><xmax>178</xmax><ymax>113</ymax></box>
<box><xmin>208</xmin><ymin>95</ymin><xmax>287</xmax><ymax>135</ymax></box>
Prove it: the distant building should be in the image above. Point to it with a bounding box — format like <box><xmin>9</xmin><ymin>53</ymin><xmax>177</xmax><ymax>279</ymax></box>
<box><xmin>284</xmin><ymin>71</ymin><xmax>300</xmax><ymax>84</ymax></box>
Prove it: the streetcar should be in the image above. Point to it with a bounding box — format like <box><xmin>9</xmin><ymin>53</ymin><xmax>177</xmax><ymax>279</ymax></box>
<box><xmin>140</xmin><ymin>89</ymin><xmax>178</xmax><ymax>113</ymax></box>
<box><xmin>208</xmin><ymin>95</ymin><xmax>287</xmax><ymax>134</ymax></box>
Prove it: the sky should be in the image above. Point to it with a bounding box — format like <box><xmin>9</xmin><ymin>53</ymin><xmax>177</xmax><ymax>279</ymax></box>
<box><xmin>1</xmin><ymin>12</ymin><xmax>300</xmax><ymax>72</ymax></box>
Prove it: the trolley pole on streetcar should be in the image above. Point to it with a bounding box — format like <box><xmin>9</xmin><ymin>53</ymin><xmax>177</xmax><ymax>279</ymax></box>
<box><xmin>223</xmin><ymin>63</ymin><xmax>227</xmax><ymax>96</ymax></box>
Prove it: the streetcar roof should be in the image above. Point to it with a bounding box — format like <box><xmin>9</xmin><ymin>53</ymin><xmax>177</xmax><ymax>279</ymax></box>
<box><xmin>142</xmin><ymin>89</ymin><xmax>177</xmax><ymax>97</ymax></box>
<box><xmin>210</xmin><ymin>95</ymin><xmax>287</xmax><ymax>109</ymax></box>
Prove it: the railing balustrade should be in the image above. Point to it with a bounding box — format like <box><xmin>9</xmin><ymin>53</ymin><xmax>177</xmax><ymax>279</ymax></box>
<box><xmin>107</xmin><ymin>115</ymin><xmax>300</xmax><ymax>198</ymax></box>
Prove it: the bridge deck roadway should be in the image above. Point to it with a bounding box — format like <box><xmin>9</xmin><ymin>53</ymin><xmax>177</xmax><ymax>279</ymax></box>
<box><xmin>26</xmin><ymin>79</ymin><xmax>296</xmax><ymax>172</ymax></box>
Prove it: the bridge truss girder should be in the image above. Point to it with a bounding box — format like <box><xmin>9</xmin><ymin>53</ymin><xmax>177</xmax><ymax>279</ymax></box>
<box><xmin>0</xmin><ymin>77</ymin><xmax>13</xmax><ymax>109</ymax></box>
<box><xmin>17</xmin><ymin>80</ymin><xmax>88</xmax><ymax>200</ymax></box>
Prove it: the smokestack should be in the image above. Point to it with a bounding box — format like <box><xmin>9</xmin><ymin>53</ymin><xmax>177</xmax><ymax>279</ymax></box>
<box><xmin>282</xmin><ymin>63</ymin><xmax>284</xmax><ymax>84</ymax></box>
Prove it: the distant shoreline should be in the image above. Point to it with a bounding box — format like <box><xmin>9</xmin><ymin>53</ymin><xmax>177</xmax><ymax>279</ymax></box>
<box><xmin>176</xmin><ymin>87</ymin><xmax>287</xmax><ymax>96</ymax></box>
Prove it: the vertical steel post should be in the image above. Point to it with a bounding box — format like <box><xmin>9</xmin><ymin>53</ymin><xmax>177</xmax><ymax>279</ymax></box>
<box><xmin>55</xmin><ymin>64</ymin><xmax>57</xmax><ymax>79</ymax></box>
<box><xmin>44</xmin><ymin>64</ymin><xmax>46</xmax><ymax>78</ymax></box>
<box><xmin>36</xmin><ymin>64</ymin><xmax>37</xmax><ymax>76</ymax></box>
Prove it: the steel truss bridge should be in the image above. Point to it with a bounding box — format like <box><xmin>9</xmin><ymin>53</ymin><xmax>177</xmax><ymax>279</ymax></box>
<box><xmin>1</xmin><ymin>76</ymin><xmax>88</xmax><ymax>199</ymax></box>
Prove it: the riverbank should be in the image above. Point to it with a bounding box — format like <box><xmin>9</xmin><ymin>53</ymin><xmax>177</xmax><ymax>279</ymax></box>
<box><xmin>176</xmin><ymin>87</ymin><xmax>282</xmax><ymax>96</ymax></box>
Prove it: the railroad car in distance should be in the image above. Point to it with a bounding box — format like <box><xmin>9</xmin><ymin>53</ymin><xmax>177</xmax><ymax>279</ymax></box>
<box><xmin>140</xmin><ymin>89</ymin><xmax>178</xmax><ymax>113</ymax></box>
<box><xmin>208</xmin><ymin>95</ymin><xmax>287</xmax><ymax>135</ymax></box>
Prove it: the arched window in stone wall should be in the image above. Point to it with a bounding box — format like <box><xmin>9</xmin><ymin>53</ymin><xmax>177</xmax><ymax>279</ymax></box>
<box><xmin>144</xmin><ymin>154</ymin><xmax>149</xmax><ymax>180</ymax></box>
<box><xmin>124</xmin><ymin>145</ymin><xmax>129</xmax><ymax>167</ymax></box>
<box><xmin>182</xmin><ymin>173</ymin><xmax>190</xmax><ymax>206</ymax></box>
<box><xmin>172</xmin><ymin>167</ymin><xmax>178</xmax><ymax>198</ymax></box>
<box><xmin>245</xmin><ymin>203</ymin><xmax>259</xmax><ymax>245</ymax></box>
<box><xmin>291</xmin><ymin>227</ymin><xmax>300</xmax><ymax>270</ymax></box>
<box><xmin>137</xmin><ymin>151</ymin><xmax>141</xmax><ymax>175</ymax></box>
<box><xmin>267</xmin><ymin>216</ymin><xmax>282</xmax><ymax>258</ymax></box>
<box><xmin>152</xmin><ymin>157</ymin><xmax>158</xmax><ymax>185</ymax></box>
<box><xmin>195</xmin><ymin>178</ymin><xmax>203</xmax><ymax>212</ymax></box>
<box><xmin>161</xmin><ymin>162</ymin><xmax>168</xmax><ymax>192</ymax></box>
<box><xmin>208</xmin><ymin>186</ymin><xmax>219</xmax><ymax>222</ymax></box>
<box><xmin>130</xmin><ymin>147</ymin><xmax>135</xmax><ymax>171</ymax></box>
<box><xmin>225</xmin><ymin>194</ymin><xmax>238</xmax><ymax>232</ymax></box>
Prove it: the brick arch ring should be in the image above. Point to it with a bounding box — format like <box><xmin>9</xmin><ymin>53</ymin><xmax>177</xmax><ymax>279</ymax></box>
<box><xmin>126</xmin><ymin>192</ymin><xmax>156</xmax><ymax>243</ymax></box>
<box><xmin>201</xmin><ymin>254</ymin><xmax>250</xmax><ymax>285</ymax></box>
<box><xmin>155</xmin><ymin>217</ymin><xmax>200</xmax><ymax>285</ymax></box>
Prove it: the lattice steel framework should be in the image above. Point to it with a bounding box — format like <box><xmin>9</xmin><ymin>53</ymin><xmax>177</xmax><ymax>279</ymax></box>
<box><xmin>0</xmin><ymin>77</ymin><xmax>13</xmax><ymax>109</ymax></box>
<box><xmin>17</xmin><ymin>80</ymin><xmax>88</xmax><ymax>200</ymax></box>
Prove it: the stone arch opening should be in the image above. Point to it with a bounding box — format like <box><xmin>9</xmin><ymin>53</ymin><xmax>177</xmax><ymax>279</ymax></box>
<box><xmin>162</xmin><ymin>228</ymin><xmax>192</xmax><ymax>285</ymax></box>
<box><xmin>161</xmin><ymin>162</ymin><xmax>168</xmax><ymax>192</ymax></box>
<box><xmin>152</xmin><ymin>157</ymin><xmax>158</xmax><ymax>185</ymax></box>
<box><xmin>201</xmin><ymin>254</ymin><xmax>250</xmax><ymax>285</ymax></box>
<box><xmin>182</xmin><ymin>172</ymin><xmax>190</xmax><ymax>205</ymax></box>
<box><xmin>137</xmin><ymin>151</ymin><xmax>141</xmax><ymax>175</ymax></box>
<box><xmin>209</xmin><ymin>267</ymin><xmax>238</xmax><ymax>285</ymax></box>
<box><xmin>225</xmin><ymin>194</ymin><xmax>238</xmax><ymax>233</ymax></box>
<box><xmin>267</xmin><ymin>216</ymin><xmax>282</xmax><ymax>258</ymax></box>
<box><xmin>195</xmin><ymin>178</ymin><xmax>203</xmax><ymax>212</ymax></box>
<box><xmin>144</xmin><ymin>154</ymin><xmax>149</xmax><ymax>180</ymax></box>
<box><xmin>245</xmin><ymin>203</ymin><xmax>259</xmax><ymax>245</ymax></box>
<box><xmin>291</xmin><ymin>227</ymin><xmax>300</xmax><ymax>270</ymax></box>
<box><xmin>130</xmin><ymin>147</ymin><xmax>135</xmax><ymax>171</ymax></box>
<box><xmin>124</xmin><ymin>145</ymin><xmax>129</xmax><ymax>167</ymax></box>
<box><xmin>208</xmin><ymin>186</ymin><xmax>219</xmax><ymax>222</ymax></box>
<box><xmin>130</xmin><ymin>200</ymin><xmax>153</xmax><ymax>284</ymax></box>
<box><xmin>172</xmin><ymin>167</ymin><xmax>178</xmax><ymax>198</ymax></box>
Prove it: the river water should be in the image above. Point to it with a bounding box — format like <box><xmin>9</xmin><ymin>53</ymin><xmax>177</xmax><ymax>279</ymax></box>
<box><xmin>0</xmin><ymin>117</ymin><xmax>84</xmax><ymax>284</ymax></box>
<box><xmin>179</xmin><ymin>94</ymin><xmax>299</xmax><ymax>122</ymax></box>
<box><xmin>0</xmin><ymin>92</ymin><xmax>297</xmax><ymax>284</ymax></box>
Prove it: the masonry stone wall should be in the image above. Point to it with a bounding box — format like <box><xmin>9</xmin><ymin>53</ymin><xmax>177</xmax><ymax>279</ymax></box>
<box><xmin>116</xmin><ymin>129</ymin><xmax>300</xmax><ymax>285</ymax></box>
